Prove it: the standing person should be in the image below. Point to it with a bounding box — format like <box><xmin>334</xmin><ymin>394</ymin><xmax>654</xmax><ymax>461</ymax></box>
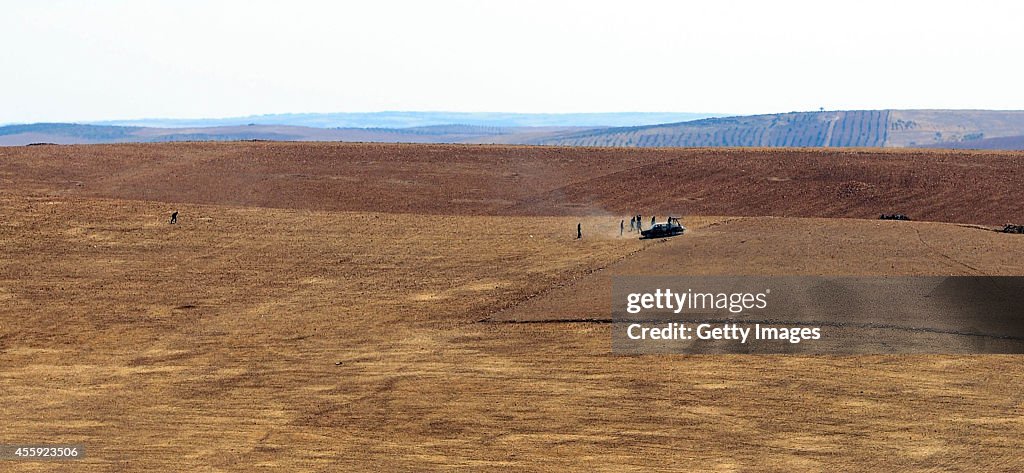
<box><xmin>630</xmin><ymin>216</ymin><xmax>636</xmax><ymax>232</ymax></box>
<box><xmin>620</xmin><ymin>219</ymin><xmax>624</xmax><ymax>236</ymax></box>
<box><xmin>651</xmin><ymin>215</ymin><xmax>656</xmax><ymax>227</ymax></box>
<box><xmin>636</xmin><ymin>215</ymin><xmax>642</xmax><ymax>231</ymax></box>
<box><xmin>577</xmin><ymin>223</ymin><xmax>582</xmax><ymax>240</ymax></box>
<box><xmin>170</xmin><ymin>211</ymin><xmax>178</xmax><ymax>224</ymax></box>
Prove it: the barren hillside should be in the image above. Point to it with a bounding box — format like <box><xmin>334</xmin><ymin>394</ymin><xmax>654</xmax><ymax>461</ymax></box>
<box><xmin>2</xmin><ymin>142</ymin><xmax>1022</xmax><ymax>224</ymax></box>
<box><xmin>1</xmin><ymin>142</ymin><xmax>1022</xmax><ymax>470</ymax></box>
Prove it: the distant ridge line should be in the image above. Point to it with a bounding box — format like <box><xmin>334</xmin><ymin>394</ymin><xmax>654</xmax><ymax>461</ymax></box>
<box><xmin>4</xmin><ymin>110</ymin><xmax>1024</xmax><ymax>149</ymax></box>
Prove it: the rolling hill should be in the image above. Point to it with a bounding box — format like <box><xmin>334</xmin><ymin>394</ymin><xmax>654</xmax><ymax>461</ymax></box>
<box><xmin>3</xmin><ymin>142</ymin><xmax>1024</xmax><ymax>470</ymax></box>
<box><xmin>924</xmin><ymin>135</ymin><xmax>1024</xmax><ymax>150</ymax></box>
<box><xmin>529</xmin><ymin>110</ymin><xmax>891</xmax><ymax>147</ymax></box>
<box><xmin>3</xmin><ymin>142</ymin><xmax>1022</xmax><ymax>225</ymax></box>
<box><xmin>527</xmin><ymin>110</ymin><xmax>1024</xmax><ymax>148</ymax></box>
<box><xmin>89</xmin><ymin>111</ymin><xmax>720</xmax><ymax>128</ymax></box>
<box><xmin>0</xmin><ymin>123</ymin><xmax>596</xmax><ymax>146</ymax></box>
<box><xmin>6</xmin><ymin>110</ymin><xmax>1024</xmax><ymax>148</ymax></box>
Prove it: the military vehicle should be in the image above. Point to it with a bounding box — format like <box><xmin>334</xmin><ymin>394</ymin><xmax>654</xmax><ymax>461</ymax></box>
<box><xmin>1001</xmin><ymin>224</ymin><xmax>1024</xmax><ymax>234</ymax></box>
<box><xmin>640</xmin><ymin>217</ymin><xmax>685</xmax><ymax>239</ymax></box>
<box><xmin>879</xmin><ymin>214</ymin><xmax>911</xmax><ymax>221</ymax></box>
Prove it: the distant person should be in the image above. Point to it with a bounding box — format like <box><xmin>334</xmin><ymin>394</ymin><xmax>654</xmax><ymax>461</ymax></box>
<box><xmin>170</xmin><ymin>211</ymin><xmax>178</xmax><ymax>224</ymax></box>
<box><xmin>577</xmin><ymin>223</ymin><xmax>582</xmax><ymax>240</ymax></box>
<box><xmin>651</xmin><ymin>216</ymin><xmax>656</xmax><ymax>227</ymax></box>
<box><xmin>629</xmin><ymin>216</ymin><xmax>636</xmax><ymax>232</ymax></box>
<box><xmin>620</xmin><ymin>219</ymin><xmax>624</xmax><ymax>236</ymax></box>
<box><xmin>636</xmin><ymin>215</ymin><xmax>642</xmax><ymax>230</ymax></box>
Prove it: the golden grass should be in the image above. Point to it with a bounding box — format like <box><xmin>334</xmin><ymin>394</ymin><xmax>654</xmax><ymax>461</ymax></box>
<box><xmin>2</xmin><ymin>194</ymin><xmax>1023</xmax><ymax>470</ymax></box>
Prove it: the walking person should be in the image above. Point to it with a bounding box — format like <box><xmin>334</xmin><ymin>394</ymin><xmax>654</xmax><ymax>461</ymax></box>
<box><xmin>577</xmin><ymin>223</ymin><xmax>582</xmax><ymax>240</ymax></box>
<box><xmin>620</xmin><ymin>219</ymin><xmax>624</xmax><ymax>236</ymax></box>
<box><xmin>170</xmin><ymin>211</ymin><xmax>178</xmax><ymax>224</ymax></box>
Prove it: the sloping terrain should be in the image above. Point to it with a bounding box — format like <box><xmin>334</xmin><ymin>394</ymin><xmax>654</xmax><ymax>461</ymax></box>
<box><xmin>8</xmin><ymin>110</ymin><xmax>1024</xmax><ymax>149</ymax></box>
<box><xmin>888</xmin><ymin>110</ymin><xmax>1024</xmax><ymax>147</ymax></box>
<box><xmin>531</xmin><ymin>111</ymin><xmax>891</xmax><ymax>147</ymax></box>
<box><xmin>1</xmin><ymin>142</ymin><xmax>1023</xmax><ymax>470</ymax></box>
<box><xmin>2</xmin><ymin>143</ymin><xmax>1022</xmax><ymax>225</ymax></box>
<box><xmin>94</xmin><ymin>111</ymin><xmax>719</xmax><ymax>129</ymax></box>
<box><xmin>925</xmin><ymin>134</ymin><xmax>1024</xmax><ymax>150</ymax></box>
<box><xmin>0</xmin><ymin>123</ymin><xmax>593</xmax><ymax>146</ymax></box>
<box><xmin>2</xmin><ymin>196</ymin><xmax>1023</xmax><ymax>471</ymax></box>
<box><xmin>497</xmin><ymin>217</ymin><xmax>1024</xmax><ymax>353</ymax></box>
<box><xmin>532</xmin><ymin>110</ymin><xmax>1024</xmax><ymax>148</ymax></box>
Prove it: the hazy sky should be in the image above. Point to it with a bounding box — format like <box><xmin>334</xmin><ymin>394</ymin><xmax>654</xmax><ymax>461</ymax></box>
<box><xmin>3</xmin><ymin>0</ymin><xmax>1023</xmax><ymax>123</ymax></box>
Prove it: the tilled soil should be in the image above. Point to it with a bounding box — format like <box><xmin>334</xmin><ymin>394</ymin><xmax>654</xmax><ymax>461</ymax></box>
<box><xmin>1</xmin><ymin>143</ymin><xmax>1022</xmax><ymax>471</ymax></box>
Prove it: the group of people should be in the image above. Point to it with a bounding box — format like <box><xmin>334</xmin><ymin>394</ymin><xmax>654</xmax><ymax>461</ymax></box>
<box><xmin>579</xmin><ymin>214</ymin><xmax>654</xmax><ymax>240</ymax></box>
<box><xmin>606</xmin><ymin>214</ymin><xmax>659</xmax><ymax>237</ymax></box>
<box><xmin>625</xmin><ymin>214</ymin><xmax>655</xmax><ymax>234</ymax></box>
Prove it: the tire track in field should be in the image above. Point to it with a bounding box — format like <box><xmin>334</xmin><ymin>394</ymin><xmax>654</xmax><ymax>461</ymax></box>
<box><xmin>913</xmin><ymin>226</ymin><xmax>986</xmax><ymax>276</ymax></box>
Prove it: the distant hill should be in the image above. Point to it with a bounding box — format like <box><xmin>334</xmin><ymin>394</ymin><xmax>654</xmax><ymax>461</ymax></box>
<box><xmin>526</xmin><ymin>110</ymin><xmax>1024</xmax><ymax>148</ymax></box>
<box><xmin>7</xmin><ymin>110</ymin><xmax>1024</xmax><ymax>148</ymax></box>
<box><xmin>887</xmin><ymin>110</ymin><xmax>1024</xmax><ymax>147</ymax></box>
<box><xmin>923</xmin><ymin>135</ymin><xmax>1024</xmax><ymax>150</ymax></box>
<box><xmin>528</xmin><ymin>111</ymin><xmax>891</xmax><ymax>147</ymax></box>
<box><xmin>90</xmin><ymin>111</ymin><xmax>722</xmax><ymax>129</ymax></box>
<box><xmin>0</xmin><ymin>123</ymin><xmax>597</xmax><ymax>146</ymax></box>
<box><xmin>0</xmin><ymin>123</ymin><xmax>141</xmax><ymax>141</ymax></box>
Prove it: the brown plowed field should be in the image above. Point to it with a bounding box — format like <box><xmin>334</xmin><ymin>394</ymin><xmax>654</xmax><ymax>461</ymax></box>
<box><xmin>1</xmin><ymin>143</ymin><xmax>1023</xmax><ymax>471</ymax></box>
<box><xmin>2</xmin><ymin>142</ymin><xmax>1023</xmax><ymax>224</ymax></box>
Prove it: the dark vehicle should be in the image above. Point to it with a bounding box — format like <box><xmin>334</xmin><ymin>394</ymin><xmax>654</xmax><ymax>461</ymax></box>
<box><xmin>1002</xmin><ymin>224</ymin><xmax>1024</xmax><ymax>234</ymax></box>
<box><xmin>640</xmin><ymin>217</ymin><xmax>686</xmax><ymax>239</ymax></box>
<box><xmin>879</xmin><ymin>214</ymin><xmax>911</xmax><ymax>221</ymax></box>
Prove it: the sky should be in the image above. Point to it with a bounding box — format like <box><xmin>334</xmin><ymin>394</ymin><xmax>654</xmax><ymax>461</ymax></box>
<box><xmin>2</xmin><ymin>0</ymin><xmax>1023</xmax><ymax>123</ymax></box>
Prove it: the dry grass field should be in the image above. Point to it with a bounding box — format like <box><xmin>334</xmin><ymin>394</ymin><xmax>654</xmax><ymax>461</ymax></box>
<box><xmin>1</xmin><ymin>143</ymin><xmax>1023</xmax><ymax>471</ymax></box>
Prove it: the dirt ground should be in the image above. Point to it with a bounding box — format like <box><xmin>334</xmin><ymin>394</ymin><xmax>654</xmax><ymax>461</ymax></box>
<box><xmin>2</xmin><ymin>142</ymin><xmax>1023</xmax><ymax>224</ymax></box>
<box><xmin>1</xmin><ymin>143</ymin><xmax>1023</xmax><ymax>471</ymax></box>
